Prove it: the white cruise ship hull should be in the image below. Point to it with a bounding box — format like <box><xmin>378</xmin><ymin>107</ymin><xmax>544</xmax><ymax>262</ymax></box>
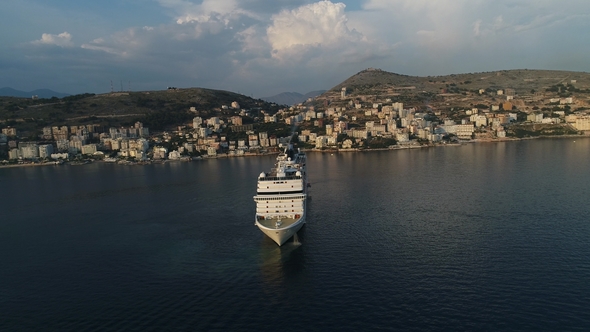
<box><xmin>255</xmin><ymin>214</ymin><xmax>305</xmax><ymax>246</ymax></box>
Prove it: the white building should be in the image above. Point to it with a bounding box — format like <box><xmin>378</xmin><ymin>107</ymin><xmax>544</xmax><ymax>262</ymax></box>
<box><xmin>51</xmin><ymin>153</ymin><xmax>69</xmax><ymax>160</ymax></box>
<box><xmin>168</xmin><ymin>150</ymin><xmax>181</xmax><ymax>160</ymax></box>
<box><xmin>315</xmin><ymin>136</ymin><xmax>327</xmax><ymax>148</ymax></box>
<box><xmin>81</xmin><ymin>144</ymin><xmax>97</xmax><ymax>155</ymax></box>
<box><xmin>19</xmin><ymin>143</ymin><xmax>39</xmax><ymax>159</ymax></box>
<box><xmin>8</xmin><ymin>148</ymin><xmax>20</xmax><ymax>159</ymax></box>
<box><xmin>455</xmin><ymin>124</ymin><xmax>475</xmax><ymax>139</ymax></box>
<box><xmin>570</xmin><ymin>115</ymin><xmax>590</xmax><ymax>131</ymax></box>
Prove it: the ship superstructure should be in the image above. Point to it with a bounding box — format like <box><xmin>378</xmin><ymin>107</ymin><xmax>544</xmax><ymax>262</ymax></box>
<box><xmin>254</xmin><ymin>143</ymin><xmax>307</xmax><ymax>246</ymax></box>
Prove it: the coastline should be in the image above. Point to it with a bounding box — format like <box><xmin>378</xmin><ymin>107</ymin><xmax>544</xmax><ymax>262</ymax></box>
<box><xmin>2</xmin><ymin>134</ymin><xmax>587</xmax><ymax>168</ymax></box>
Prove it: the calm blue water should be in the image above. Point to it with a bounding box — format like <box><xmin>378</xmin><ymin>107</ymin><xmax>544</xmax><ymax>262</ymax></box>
<box><xmin>1</xmin><ymin>138</ymin><xmax>590</xmax><ymax>331</ymax></box>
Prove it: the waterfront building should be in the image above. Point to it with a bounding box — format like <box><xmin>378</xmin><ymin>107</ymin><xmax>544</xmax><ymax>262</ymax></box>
<box><xmin>571</xmin><ymin>115</ymin><xmax>590</xmax><ymax>131</ymax></box>
<box><xmin>248</xmin><ymin>134</ymin><xmax>259</xmax><ymax>147</ymax></box>
<box><xmin>315</xmin><ymin>136</ymin><xmax>327</xmax><ymax>148</ymax></box>
<box><xmin>168</xmin><ymin>150</ymin><xmax>181</xmax><ymax>160</ymax></box>
<box><xmin>51</xmin><ymin>153</ymin><xmax>69</xmax><ymax>160</ymax></box>
<box><xmin>152</xmin><ymin>147</ymin><xmax>168</xmax><ymax>160</ymax></box>
<box><xmin>456</xmin><ymin>124</ymin><xmax>475</xmax><ymax>139</ymax></box>
<box><xmin>81</xmin><ymin>144</ymin><xmax>97</xmax><ymax>155</ymax></box>
<box><xmin>19</xmin><ymin>143</ymin><xmax>40</xmax><ymax>159</ymax></box>
<box><xmin>38</xmin><ymin>144</ymin><xmax>54</xmax><ymax>159</ymax></box>
<box><xmin>8</xmin><ymin>148</ymin><xmax>20</xmax><ymax>160</ymax></box>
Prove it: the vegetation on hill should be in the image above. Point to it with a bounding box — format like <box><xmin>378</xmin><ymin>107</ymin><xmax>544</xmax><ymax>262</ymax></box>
<box><xmin>0</xmin><ymin>88</ymin><xmax>283</xmax><ymax>136</ymax></box>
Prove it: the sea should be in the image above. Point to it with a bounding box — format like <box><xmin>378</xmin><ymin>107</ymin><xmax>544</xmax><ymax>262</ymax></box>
<box><xmin>1</xmin><ymin>138</ymin><xmax>590</xmax><ymax>331</ymax></box>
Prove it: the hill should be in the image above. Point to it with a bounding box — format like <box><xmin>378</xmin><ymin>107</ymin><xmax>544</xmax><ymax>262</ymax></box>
<box><xmin>0</xmin><ymin>87</ymin><xmax>284</xmax><ymax>136</ymax></box>
<box><xmin>319</xmin><ymin>68</ymin><xmax>590</xmax><ymax>97</ymax></box>
<box><xmin>0</xmin><ymin>87</ymin><xmax>70</xmax><ymax>99</ymax></box>
<box><xmin>311</xmin><ymin>68</ymin><xmax>590</xmax><ymax>111</ymax></box>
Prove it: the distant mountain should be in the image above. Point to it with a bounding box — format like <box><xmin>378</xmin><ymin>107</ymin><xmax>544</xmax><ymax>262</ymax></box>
<box><xmin>0</xmin><ymin>87</ymin><xmax>70</xmax><ymax>99</ymax></box>
<box><xmin>262</xmin><ymin>90</ymin><xmax>326</xmax><ymax>105</ymax></box>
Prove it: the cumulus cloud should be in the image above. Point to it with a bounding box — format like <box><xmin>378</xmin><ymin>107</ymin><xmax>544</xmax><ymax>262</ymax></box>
<box><xmin>267</xmin><ymin>1</ymin><xmax>368</xmax><ymax>60</ymax></box>
<box><xmin>31</xmin><ymin>32</ymin><xmax>74</xmax><ymax>47</ymax></box>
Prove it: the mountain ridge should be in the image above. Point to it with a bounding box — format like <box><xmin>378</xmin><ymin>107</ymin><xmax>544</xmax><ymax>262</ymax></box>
<box><xmin>0</xmin><ymin>87</ymin><xmax>70</xmax><ymax>99</ymax></box>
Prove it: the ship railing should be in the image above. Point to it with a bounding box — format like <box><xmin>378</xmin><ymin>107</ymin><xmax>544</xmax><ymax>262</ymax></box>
<box><xmin>256</xmin><ymin>213</ymin><xmax>303</xmax><ymax>221</ymax></box>
<box><xmin>259</xmin><ymin>175</ymin><xmax>302</xmax><ymax>181</ymax></box>
<box><xmin>254</xmin><ymin>194</ymin><xmax>306</xmax><ymax>201</ymax></box>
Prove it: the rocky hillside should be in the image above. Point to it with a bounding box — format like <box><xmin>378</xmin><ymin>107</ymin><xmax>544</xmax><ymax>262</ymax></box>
<box><xmin>316</xmin><ymin>68</ymin><xmax>590</xmax><ymax>101</ymax></box>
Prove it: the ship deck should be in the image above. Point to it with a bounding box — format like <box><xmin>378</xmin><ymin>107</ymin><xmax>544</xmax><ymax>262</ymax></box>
<box><xmin>257</xmin><ymin>215</ymin><xmax>300</xmax><ymax>229</ymax></box>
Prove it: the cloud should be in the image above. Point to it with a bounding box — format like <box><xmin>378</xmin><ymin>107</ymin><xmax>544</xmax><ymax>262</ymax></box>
<box><xmin>31</xmin><ymin>32</ymin><xmax>74</xmax><ymax>47</ymax></box>
<box><xmin>266</xmin><ymin>1</ymin><xmax>369</xmax><ymax>61</ymax></box>
<box><xmin>156</xmin><ymin>0</ymin><xmax>260</xmax><ymax>25</ymax></box>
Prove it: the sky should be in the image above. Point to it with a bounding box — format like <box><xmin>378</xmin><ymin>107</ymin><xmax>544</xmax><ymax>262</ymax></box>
<box><xmin>2</xmin><ymin>0</ymin><xmax>590</xmax><ymax>98</ymax></box>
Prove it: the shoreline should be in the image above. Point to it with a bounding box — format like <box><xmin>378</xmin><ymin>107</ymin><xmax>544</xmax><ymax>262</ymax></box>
<box><xmin>305</xmin><ymin>134</ymin><xmax>589</xmax><ymax>153</ymax></box>
<box><xmin>2</xmin><ymin>135</ymin><xmax>588</xmax><ymax>168</ymax></box>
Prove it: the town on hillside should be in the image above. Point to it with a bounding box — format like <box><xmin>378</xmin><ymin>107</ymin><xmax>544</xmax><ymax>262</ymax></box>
<box><xmin>2</xmin><ymin>70</ymin><xmax>590</xmax><ymax>165</ymax></box>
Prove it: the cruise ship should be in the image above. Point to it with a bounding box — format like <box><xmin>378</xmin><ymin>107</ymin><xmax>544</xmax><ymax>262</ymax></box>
<box><xmin>254</xmin><ymin>143</ymin><xmax>307</xmax><ymax>246</ymax></box>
